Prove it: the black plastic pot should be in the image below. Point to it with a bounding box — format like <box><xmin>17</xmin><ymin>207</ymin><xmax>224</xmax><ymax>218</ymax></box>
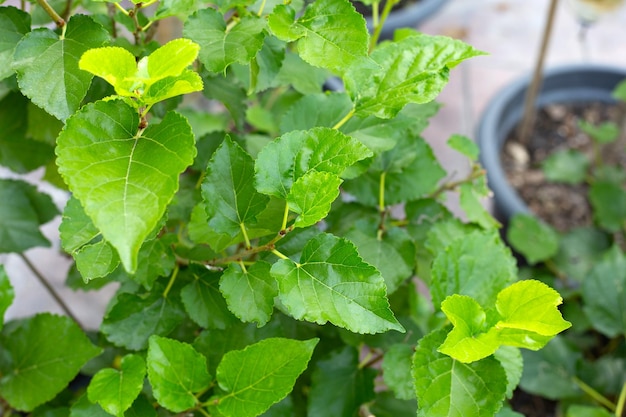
<box><xmin>476</xmin><ymin>64</ymin><xmax>626</xmax><ymax>223</ymax></box>
<box><xmin>364</xmin><ymin>0</ymin><xmax>448</xmax><ymax>40</ymax></box>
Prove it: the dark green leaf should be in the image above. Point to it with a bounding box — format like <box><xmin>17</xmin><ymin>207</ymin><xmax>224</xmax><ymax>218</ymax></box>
<box><xmin>308</xmin><ymin>346</ymin><xmax>376</xmax><ymax>417</ymax></box>
<box><xmin>101</xmin><ymin>288</ymin><xmax>186</xmax><ymax>350</ymax></box>
<box><xmin>87</xmin><ymin>354</ymin><xmax>146</xmax><ymax>417</ymax></box>
<box><xmin>0</xmin><ymin>313</ymin><xmax>101</xmax><ymax>411</ymax></box>
<box><xmin>220</xmin><ymin>261</ymin><xmax>277</xmax><ymax>327</ymax></box>
<box><xmin>0</xmin><ymin>266</ymin><xmax>14</xmax><ymax>330</ymax></box>
<box><xmin>193</xmin><ymin>324</ymin><xmax>258</xmax><ymax>376</ymax></box>
<box><xmin>0</xmin><ymin>6</ymin><xmax>30</xmax><ymax>80</ymax></box>
<box><xmin>542</xmin><ymin>149</ymin><xmax>589</xmax><ymax>184</ymax></box>
<box><xmin>12</xmin><ymin>15</ymin><xmax>109</xmax><ymax>120</ymax></box>
<box><xmin>589</xmin><ymin>180</ymin><xmax>626</xmax><ymax>232</ymax></box>
<box><xmin>0</xmin><ymin>178</ymin><xmax>58</xmax><ymax>253</ymax></box>
<box><xmin>507</xmin><ymin>214</ymin><xmax>560</xmax><ymax>265</ymax></box>
<box><xmin>216</xmin><ymin>338</ymin><xmax>319</xmax><ymax>417</ymax></box>
<box><xmin>271</xmin><ymin>233</ymin><xmax>404</xmax><ymax>334</ymax></box>
<box><xmin>202</xmin><ymin>136</ymin><xmax>269</xmax><ymax>238</ymax></box>
<box><xmin>184</xmin><ymin>8</ymin><xmax>266</xmax><ymax>73</ymax></box>
<box><xmin>56</xmin><ymin>100</ymin><xmax>196</xmax><ymax>272</ymax></box>
<box><xmin>582</xmin><ymin>246</ymin><xmax>626</xmax><ymax>337</ymax></box>
<box><xmin>147</xmin><ymin>335</ymin><xmax>212</xmax><ymax>412</ymax></box>
<box><xmin>413</xmin><ymin>328</ymin><xmax>507</xmax><ymax>417</ymax></box>
<box><xmin>382</xmin><ymin>344</ymin><xmax>415</xmax><ymax>400</ymax></box>
<box><xmin>553</xmin><ymin>227</ymin><xmax>611</xmax><ymax>282</ymax></box>
<box><xmin>69</xmin><ymin>394</ymin><xmax>112</xmax><ymax>417</ymax></box>
<box><xmin>279</xmin><ymin>92</ymin><xmax>352</xmax><ymax>133</ymax></box>
<box><xmin>180</xmin><ymin>265</ymin><xmax>238</xmax><ymax>329</ymax></box>
<box><xmin>493</xmin><ymin>346</ymin><xmax>523</xmax><ymax>399</ymax></box>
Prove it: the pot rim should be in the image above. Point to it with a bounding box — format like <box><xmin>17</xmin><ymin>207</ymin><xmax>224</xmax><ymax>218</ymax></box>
<box><xmin>476</xmin><ymin>63</ymin><xmax>626</xmax><ymax>222</ymax></box>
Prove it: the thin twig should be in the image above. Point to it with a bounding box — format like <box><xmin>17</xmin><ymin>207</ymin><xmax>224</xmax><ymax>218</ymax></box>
<box><xmin>18</xmin><ymin>253</ymin><xmax>83</xmax><ymax>329</ymax></box>
<box><xmin>36</xmin><ymin>0</ymin><xmax>65</xmax><ymax>27</ymax></box>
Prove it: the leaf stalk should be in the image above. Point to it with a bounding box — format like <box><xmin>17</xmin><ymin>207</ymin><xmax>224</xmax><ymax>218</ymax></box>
<box><xmin>616</xmin><ymin>382</ymin><xmax>626</xmax><ymax>417</ymax></box>
<box><xmin>36</xmin><ymin>0</ymin><xmax>65</xmax><ymax>27</ymax></box>
<box><xmin>332</xmin><ymin>108</ymin><xmax>356</xmax><ymax>130</ymax></box>
<box><xmin>163</xmin><ymin>264</ymin><xmax>179</xmax><ymax>299</ymax></box>
<box><xmin>572</xmin><ymin>376</ymin><xmax>616</xmax><ymax>412</ymax></box>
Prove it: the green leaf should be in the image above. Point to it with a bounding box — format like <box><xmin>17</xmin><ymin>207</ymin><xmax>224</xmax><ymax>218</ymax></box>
<box><xmin>154</xmin><ymin>0</ymin><xmax>197</xmax><ymax>20</ymax></box>
<box><xmin>78</xmin><ymin>46</ymin><xmax>137</xmax><ymax>96</ymax></box>
<box><xmin>271</xmin><ymin>233</ymin><xmax>404</xmax><ymax>334</ymax></box>
<box><xmin>59</xmin><ymin>196</ymin><xmax>100</xmax><ymax>254</ymax></box>
<box><xmin>0</xmin><ymin>178</ymin><xmax>58</xmax><ymax>253</ymax></box>
<box><xmin>101</xmin><ymin>287</ymin><xmax>186</xmax><ymax>350</ymax></box>
<box><xmin>493</xmin><ymin>346</ymin><xmax>523</xmax><ymax>399</ymax></box>
<box><xmin>0</xmin><ymin>313</ymin><xmax>101</xmax><ymax>411</ymax></box>
<box><xmin>74</xmin><ymin>239</ymin><xmax>120</xmax><ymax>280</ymax></box>
<box><xmin>12</xmin><ymin>15</ymin><xmax>109</xmax><ymax>120</ymax></box>
<box><xmin>553</xmin><ymin>227</ymin><xmax>611</xmax><ymax>282</ymax></box>
<box><xmin>614</xmin><ymin>79</ymin><xmax>626</xmax><ymax>101</ymax></box>
<box><xmin>220</xmin><ymin>261</ymin><xmax>277</xmax><ymax>327</ymax></box>
<box><xmin>0</xmin><ymin>6</ymin><xmax>30</xmax><ymax>80</ymax></box>
<box><xmin>193</xmin><ymin>324</ymin><xmax>258</xmax><ymax>377</ymax></box>
<box><xmin>430</xmin><ymin>230</ymin><xmax>517</xmax><ymax>309</ymax></box>
<box><xmin>202</xmin><ymin>136</ymin><xmax>269</xmax><ymax>238</ymax></box>
<box><xmin>274</xmin><ymin>51</ymin><xmax>328</xmax><ymax>94</ymax></box>
<box><xmin>542</xmin><ymin>149</ymin><xmax>589</xmax><ymax>184</ymax></box>
<box><xmin>507</xmin><ymin>213</ymin><xmax>560</xmax><ymax>265</ymax></box>
<box><xmin>184</xmin><ymin>8</ymin><xmax>266</xmax><ymax>73</ymax></box>
<box><xmin>582</xmin><ymin>246</ymin><xmax>626</xmax><ymax>337</ymax></box>
<box><xmin>0</xmin><ymin>266</ymin><xmax>14</xmax><ymax>330</ymax></box>
<box><xmin>56</xmin><ymin>100</ymin><xmax>196</xmax><ymax>272</ymax></box>
<box><xmin>279</xmin><ymin>93</ymin><xmax>352</xmax><ymax>134</ymax></box>
<box><xmin>180</xmin><ymin>265</ymin><xmax>238</xmax><ymax>329</ymax></box>
<box><xmin>519</xmin><ymin>336</ymin><xmax>581</xmax><ymax>400</ymax></box>
<box><xmin>269</xmin><ymin>0</ymin><xmax>368</xmax><ymax>73</ymax></box>
<box><xmin>147</xmin><ymin>335</ymin><xmax>212</xmax><ymax>413</ymax></box>
<box><xmin>287</xmin><ymin>171</ymin><xmax>342</xmax><ymax>228</ymax></box>
<box><xmin>308</xmin><ymin>346</ymin><xmax>376</xmax><ymax>417</ymax></box>
<box><xmin>459</xmin><ymin>178</ymin><xmax>500</xmax><ymax>229</ymax></box>
<box><xmin>578</xmin><ymin>120</ymin><xmax>619</xmax><ymax>144</ymax></box>
<box><xmin>589</xmin><ymin>180</ymin><xmax>626</xmax><ymax>232</ymax></box>
<box><xmin>216</xmin><ymin>337</ymin><xmax>318</xmax><ymax>417</ymax></box>
<box><xmin>87</xmin><ymin>354</ymin><xmax>146</xmax><ymax>417</ymax></box>
<box><xmin>448</xmin><ymin>134</ymin><xmax>479</xmax><ymax>160</ymax></box>
<box><xmin>255</xmin><ymin>127</ymin><xmax>372</xmax><ymax>198</ymax></box>
<box><xmin>382</xmin><ymin>344</ymin><xmax>415</xmax><ymax>400</ymax></box>
<box><xmin>566</xmin><ymin>405</ymin><xmax>614</xmax><ymax>417</ymax></box>
<box><xmin>346</xmin><ymin>33</ymin><xmax>485</xmax><ymax>118</ymax></box>
<box><xmin>413</xmin><ymin>328</ymin><xmax>507</xmax><ymax>417</ymax></box>
<box><xmin>70</xmin><ymin>394</ymin><xmax>114</xmax><ymax>417</ymax></box>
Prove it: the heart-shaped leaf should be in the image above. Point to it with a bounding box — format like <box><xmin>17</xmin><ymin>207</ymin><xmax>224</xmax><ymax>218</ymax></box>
<box><xmin>12</xmin><ymin>14</ymin><xmax>109</xmax><ymax>120</ymax></box>
<box><xmin>56</xmin><ymin>100</ymin><xmax>196</xmax><ymax>272</ymax></box>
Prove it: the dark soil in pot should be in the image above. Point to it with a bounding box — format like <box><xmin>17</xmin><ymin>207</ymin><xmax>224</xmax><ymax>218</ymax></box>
<box><xmin>500</xmin><ymin>102</ymin><xmax>626</xmax><ymax>232</ymax></box>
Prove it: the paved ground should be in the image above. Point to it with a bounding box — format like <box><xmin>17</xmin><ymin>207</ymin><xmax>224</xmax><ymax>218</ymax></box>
<box><xmin>3</xmin><ymin>0</ymin><xmax>626</xmax><ymax>328</ymax></box>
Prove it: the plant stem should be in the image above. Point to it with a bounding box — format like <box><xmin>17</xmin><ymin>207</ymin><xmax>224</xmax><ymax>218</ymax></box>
<box><xmin>616</xmin><ymin>382</ymin><xmax>626</xmax><ymax>417</ymax></box>
<box><xmin>36</xmin><ymin>0</ymin><xmax>65</xmax><ymax>27</ymax></box>
<box><xmin>114</xmin><ymin>2</ymin><xmax>129</xmax><ymax>16</ymax></box>
<box><xmin>430</xmin><ymin>165</ymin><xmax>485</xmax><ymax>199</ymax></box>
<box><xmin>163</xmin><ymin>265</ymin><xmax>179</xmax><ymax>299</ymax></box>
<box><xmin>573</xmin><ymin>376</ymin><xmax>616</xmax><ymax>411</ymax></box>
<box><xmin>60</xmin><ymin>0</ymin><xmax>72</xmax><ymax>21</ymax></box>
<box><xmin>518</xmin><ymin>0</ymin><xmax>559</xmax><ymax>144</ymax></box>
<box><xmin>378</xmin><ymin>171</ymin><xmax>386</xmax><ymax>213</ymax></box>
<box><xmin>369</xmin><ymin>0</ymin><xmax>398</xmax><ymax>51</ymax></box>
<box><xmin>18</xmin><ymin>253</ymin><xmax>83</xmax><ymax>329</ymax></box>
<box><xmin>332</xmin><ymin>108</ymin><xmax>356</xmax><ymax>130</ymax></box>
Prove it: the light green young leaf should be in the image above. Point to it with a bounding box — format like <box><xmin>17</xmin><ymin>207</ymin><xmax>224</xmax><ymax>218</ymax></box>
<box><xmin>12</xmin><ymin>15</ymin><xmax>109</xmax><ymax>120</ymax></box>
<box><xmin>74</xmin><ymin>240</ymin><xmax>120</xmax><ymax>281</ymax></box>
<box><xmin>507</xmin><ymin>214</ymin><xmax>560</xmax><ymax>265</ymax></box>
<box><xmin>413</xmin><ymin>328</ymin><xmax>507</xmax><ymax>417</ymax></box>
<box><xmin>0</xmin><ymin>178</ymin><xmax>58</xmax><ymax>253</ymax></box>
<box><xmin>582</xmin><ymin>246</ymin><xmax>626</xmax><ymax>337</ymax></box>
<box><xmin>459</xmin><ymin>179</ymin><xmax>500</xmax><ymax>230</ymax></box>
<box><xmin>101</xmin><ymin>288</ymin><xmax>186</xmax><ymax>350</ymax></box>
<box><xmin>216</xmin><ymin>338</ymin><xmax>319</xmax><ymax>417</ymax></box>
<box><xmin>147</xmin><ymin>336</ymin><xmax>212</xmax><ymax>413</ymax></box>
<box><xmin>448</xmin><ymin>134</ymin><xmax>479</xmax><ymax>160</ymax></box>
<box><xmin>87</xmin><ymin>354</ymin><xmax>146</xmax><ymax>417</ymax></box>
<box><xmin>0</xmin><ymin>6</ymin><xmax>30</xmax><ymax>80</ymax></box>
<box><xmin>220</xmin><ymin>261</ymin><xmax>277</xmax><ymax>327</ymax></box>
<box><xmin>56</xmin><ymin>100</ymin><xmax>196</xmax><ymax>273</ymax></box>
<box><xmin>346</xmin><ymin>33</ymin><xmax>485</xmax><ymax>119</ymax></box>
<box><xmin>431</xmin><ymin>230</ymin><xmax>517</xmax><ymax>309</ymax></box>
<box><xmin>542</xmin><ymin>149</ymin><xmax>589</xmax><ymax>184</ymax></box>
<box><xmin>269</xmin><ymin>0</ymin><xmax>368</xmax><ymax>73</ymax></box>
<box><xmin>614</xmin><ymin>79</ymin><xmax>626</xmax><ymax>101</ymax></box>
<box><xmin>255</xmin><ymin>127</ymin><xmax>372</xmax><ymax>198</ymax></box>
<box><xmin>202</xmin><ymin>136</ymin><xmax>269</xmax><ymax>238</ymax></box>
<box><xmin>0</xmin><ymin>266</ymin><xmax>14</xmax><ymax>331</ymax></box>
<box><xmin>59</xmin><ymin>196</ymin><xmax>100</xmax><ymax>254</ymax></box>
<box><xmin>578</xmin><ymin>120</ymin><xmax>619</xmax><ymax>144</ymax></box>
<box><xmin>0</xmin><ymin>313</ymin><xmax>101</xmax><ymax>411</ymax></box>
<box><xmin>79</xmin><ymin>46</ymin><xmax>137</xmax><ymax>96</ymax></box>
<box><xmin>382</xmin><ymin>344</ymin><xmax>415</xmax><ymax>400</ymax></box>
<box><xmin>180</xmin><ymin>266</ymin><xmax>238</xmax><ymax>329</ymax></box>
<box><xmin>184</xmin><ymin>8</ymin><xmax>266</xmax><ymax>73</ymax></box>
<box><xmin>287</xmin><ymin>171</ymin><xmax>342</xmax><ymax>228</ymax></box>
<box><xmin>271</xmin><ymin>233</ymin><xmax>404</xmax><ymax>334</ymax></box>
<box><xmin>308</xmin><ymin>346</ymin><xmax>376</xmax><ymax>417</ymax></box>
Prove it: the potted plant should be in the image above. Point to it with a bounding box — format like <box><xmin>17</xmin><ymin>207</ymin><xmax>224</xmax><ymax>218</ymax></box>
<box><xmin>476</xmin><ymin>2</ymin><xmax>626</xmax><ymax>415</ymax></box>
<box><xmin>0</xmin><ymin>0</ymin><xmax>569</xmax><ymax>416</ymax></box>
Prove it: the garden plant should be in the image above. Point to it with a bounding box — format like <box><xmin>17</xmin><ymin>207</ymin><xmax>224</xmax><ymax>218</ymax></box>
<box><xmin>506</xmin><ymin>81</ymin><xmax>626</xmax><ymax>417</ymax></box>
<box><xmin>0</xmin><ymin>0</ymin><xmax>572</xmax><ymax>416</ymax></box>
